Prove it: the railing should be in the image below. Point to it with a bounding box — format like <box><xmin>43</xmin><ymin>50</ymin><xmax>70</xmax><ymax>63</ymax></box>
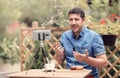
<box><xmin>20</xmin><ymin>26</ymin><xmax>120</xmax><ymax>78</ymax></box>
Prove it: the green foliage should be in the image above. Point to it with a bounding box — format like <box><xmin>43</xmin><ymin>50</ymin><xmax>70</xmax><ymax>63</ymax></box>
<box><xmin>92</xmin><ymin>23</ymin><xmax>120</xmax><ymax>35</ymax></box>
<box><xmin>0</xmin><ymin>0</ymin><xmax>54</xmax><ymax>37</ymax></box>
<box><xmin>86</xmin><ymin>0</ymin><xmax>120</xmax><ymax>24</ymax></box>
<box><xmin>0</xmin><ymin>47</ymin><xmax>9</xmax><ymax>62</ymax></box>
<box><xmin>0</xmin><ymin>0</ymin><xmax>119</xmax><ymax>28</ymax></box>
<box><xmin>107</xmin><ymin>1</ymin><xmax>120</xmax><ymax>15</ymax></box>
<box><xmin>0</xmin><ymin>37</ymin><xmax>20</xmax><ymax>64</ymax></box>
<box><xmin>89</xmin><ymin>0</ymin><xmax>108</xmax><ymax>19</ymax></box>
<box><xmin>0</xmin><ymin>0</ymin><xmax>54</xmax><ymax>64</ymax></box>
<box><xmin>0</xmin><ymin>0</ymin><xmax>22</xmax><ymax>25</ymax></box>
<box><xmin>51</xmin><ymin>0</ymin><xmax>88</xmax><ymax>26</ymax></box>
<box><xmin>19</xmin><ymin>0</ymin><xmax>54</xmax><ymax>27</ymax></box>
<box><xmin>25</xmin><ymin>48</ymin><xmax>44</xmax><ymax>69</ymax></box>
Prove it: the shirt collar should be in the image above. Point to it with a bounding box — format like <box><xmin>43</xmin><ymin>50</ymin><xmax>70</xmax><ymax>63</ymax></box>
<box><xmin>71</xmin><ymin>26</ymin><xmax>86</xmax><ymax>39</ymax></box>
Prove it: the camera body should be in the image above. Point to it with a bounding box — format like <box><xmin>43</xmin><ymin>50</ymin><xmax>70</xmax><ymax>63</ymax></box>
<box><xmin>32</xmin><ymin>30</ymin><xmax>51</xmax><ymax>41</ymax></box>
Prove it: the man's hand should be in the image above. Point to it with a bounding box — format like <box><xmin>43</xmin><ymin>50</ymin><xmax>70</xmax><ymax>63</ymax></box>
<box><xmin>54</xmin><ymin>42</ymin><xmax>64</xmax><ymax>56</ymax></box>
<box><xmin>73</xmin><ymin>50</ymin><xmax>89</xmax><ymax>62</ymax></box>
<box><xmin>73</xmin><ymin>50</ymin><xmax>108</xmax><ymax>68</ymax></box>
<box><xmin>54</xmin><ymin>42</ymin><xmax>65</xmax><ymax>64</ymax></box>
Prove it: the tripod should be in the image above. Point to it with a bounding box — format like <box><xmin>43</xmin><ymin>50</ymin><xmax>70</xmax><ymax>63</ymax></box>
<box><xmin>32</xmin><ymin>40</ymin><xmax>49</xmax><ymax>65</ymax></box>
<box><xmin>25</xmin><ymin>33</ymin><xmax>50</xmax><ymax>75</ymax></box>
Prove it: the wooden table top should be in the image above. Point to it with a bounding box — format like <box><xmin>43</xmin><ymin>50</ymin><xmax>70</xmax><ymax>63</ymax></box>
<box><xmin>8</xmin><ymin>69</ymin><xmax>92</xmax><ymax>78</ymax></box>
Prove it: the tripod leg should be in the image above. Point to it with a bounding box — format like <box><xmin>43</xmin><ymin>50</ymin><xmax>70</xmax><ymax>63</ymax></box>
<box><xmin>34</xmin><ymin>47</ymin><xmax>41</xmax><ymax>60</ymax></box>
<box><xmin>26</xmin><ymin>47</ymin><xmax>40</xmax><ymax>70</ymax></box>
<box><xmin>41</xmin><ymin>47</ymin><xmax>47</xmax><ymax>64</ymax></box>
<box><xmin>41</xmin><ymin>47</ymin><xmax>50</xmax><ymax>64</ymax></box>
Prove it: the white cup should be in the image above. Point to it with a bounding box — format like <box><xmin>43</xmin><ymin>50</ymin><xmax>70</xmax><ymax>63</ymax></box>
<box><xmin>44</xmin><ymin>63</ymin><xmax>55</xmax><ymax>70</ymax></box>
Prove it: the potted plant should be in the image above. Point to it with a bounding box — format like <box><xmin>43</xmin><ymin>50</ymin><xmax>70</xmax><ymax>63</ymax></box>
<box><xmin>101</xmin><ymin>34</ymin><xmax>116</xmax><ymax>46</ymax></box>
<box><xmin>101</xmin><ymin>25</ymin><xmax>116</xmax><ymax>46</ymax></box>
<box><xmin>90</xmin><ymin>23</ymin><xmax>120</xmax><ymax>46</ymax></box>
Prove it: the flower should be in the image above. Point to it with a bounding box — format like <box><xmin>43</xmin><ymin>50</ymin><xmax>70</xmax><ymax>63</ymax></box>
<box><xmin>100</xmin><ymin>19</ymin><xmax>107</xmax><ymax>24</ymax></box>
<box><xmin>111</xmin><ymin>13</ymin><xmax>116</xmax><ymax>17</ymax></box>
<box><xmin>107</xmin><ymin>13</ymin><xmax>118</xmax><ymax>23</ymax></box>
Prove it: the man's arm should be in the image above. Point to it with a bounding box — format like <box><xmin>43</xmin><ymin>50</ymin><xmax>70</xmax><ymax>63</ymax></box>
<box><xmin>85</xmin><ymin>53</ymin><xmax>108</xmax><ymax>68</ymax></box>
<box><xmin>54</xmin><ymin>53</ymin><xmax>65</xmax><ymax>64</ymax></box>
<box><xmin>73</xmin><ymin>50</ymin><xmax>108</xmax><ymax>68</ymax></box>
<box><xmin>54</xmin><ymin>42</ymin><xmax>65</xmax><ymax>64</ymax></box>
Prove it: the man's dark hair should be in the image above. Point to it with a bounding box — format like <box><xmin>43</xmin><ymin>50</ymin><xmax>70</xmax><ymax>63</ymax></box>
<box><xmin>68</xmin><ymin>7</ymin><xmax>85</xmax><ymax>19</ymax></box>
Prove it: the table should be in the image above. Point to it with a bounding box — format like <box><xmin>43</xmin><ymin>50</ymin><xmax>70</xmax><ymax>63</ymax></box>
<box><xmin>8</xmin><ymin>69</ymin><xmax>92</xmax><ymax>78</ymax></box>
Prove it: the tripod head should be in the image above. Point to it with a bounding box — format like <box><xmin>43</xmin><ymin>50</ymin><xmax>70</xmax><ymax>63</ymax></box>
<box><xmin>32</xmin><ymin>30</ymin><xmax>51</xmax><ymax>47</ymax></box>
<box><xmin>32</xmin><ymin>30</ymin><xmax>51</xmax><ymax>41</ymax></box>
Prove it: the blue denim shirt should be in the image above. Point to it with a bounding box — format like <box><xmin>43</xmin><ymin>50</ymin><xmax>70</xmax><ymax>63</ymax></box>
<box><xmin>60</xmin><ymin>27</ymin><xmax>106</xmax><ymax>78</ymax></box>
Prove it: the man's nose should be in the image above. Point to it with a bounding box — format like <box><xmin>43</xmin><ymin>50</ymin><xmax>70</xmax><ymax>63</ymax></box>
<box><xmin>72</xmin><ymin>20</ymin><xmax>76</xmax><ymax>25</ymax></box>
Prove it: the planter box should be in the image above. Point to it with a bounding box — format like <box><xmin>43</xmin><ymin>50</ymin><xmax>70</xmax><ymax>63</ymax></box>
<box><xmin>101</xmin><ymin>35</ymin><xmax>116</xmax><ymax>46</ymax></box>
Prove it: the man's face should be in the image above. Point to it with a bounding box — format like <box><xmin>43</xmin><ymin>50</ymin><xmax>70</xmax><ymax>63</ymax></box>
<box><xmin>68</xmin><ymin>14</ymin><xmax>84</xmax><ymax>34</ymax></box>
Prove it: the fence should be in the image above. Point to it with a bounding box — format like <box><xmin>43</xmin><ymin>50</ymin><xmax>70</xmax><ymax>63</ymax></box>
<box><xmin>20</xmin><ymin>26</ymin><xmax>120</xmax><ymax>78</ymax></box>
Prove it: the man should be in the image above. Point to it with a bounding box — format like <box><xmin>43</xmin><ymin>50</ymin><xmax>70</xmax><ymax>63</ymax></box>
<box><xmin>54</xmin><ymin>7</ymin><xmax>108</xmax><ymax>78</ymax></box>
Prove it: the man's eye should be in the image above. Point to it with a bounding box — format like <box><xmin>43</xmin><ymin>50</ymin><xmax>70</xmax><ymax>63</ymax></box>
<box><xmin>69</xmin><ymin>19</ymin><xmax>73</xmax><ymax>21</ymax></box>
<box><xmin>75</xmin><ymin>18</ymin><xmax>79</xmax><ymax>21</ymax></box>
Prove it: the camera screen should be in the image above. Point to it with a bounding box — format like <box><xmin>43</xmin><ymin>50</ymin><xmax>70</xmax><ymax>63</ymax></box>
<box><xmin>32</xmin><ymin>30</ymin><xmax>51</xmax><ymax>41</ymax></box>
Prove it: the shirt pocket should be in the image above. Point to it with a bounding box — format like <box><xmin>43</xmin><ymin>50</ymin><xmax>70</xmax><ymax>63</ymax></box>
<box><xmin>80</xmin><ymin>43</ymin><xmax>90</xmax><ymax>54</ymax></box>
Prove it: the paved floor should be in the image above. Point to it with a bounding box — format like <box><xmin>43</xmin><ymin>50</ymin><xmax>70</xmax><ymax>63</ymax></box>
<box><xmin>0</xmin><ymin>71</ymin><xmax>19</xmax><ymax>78</ymax></box>
<box><xmin>0</xmin><ymin>63</ymin><xmax>20</xmax><ymax>78</ymax></box>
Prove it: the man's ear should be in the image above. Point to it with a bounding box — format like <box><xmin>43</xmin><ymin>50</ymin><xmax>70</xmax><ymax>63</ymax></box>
<box><xmin>82</xmin><ymin>18</ymin><xmax>85</xmax><ymax>22</ymax></box>
<box><xmin>82</xmin><ymin>18</ymin><xmax>85</xmax><ymax>21</ymax></box>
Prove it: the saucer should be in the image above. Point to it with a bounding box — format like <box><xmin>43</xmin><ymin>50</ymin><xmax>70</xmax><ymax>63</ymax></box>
<box><xmin>42</xmin><ymin>68</ymin><xmax>57</xmax><ymax>72</ymax></box>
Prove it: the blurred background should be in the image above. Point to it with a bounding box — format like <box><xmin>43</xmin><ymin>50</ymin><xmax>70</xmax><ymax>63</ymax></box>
<box><xmin>0</xmin><ymin>0</ymin><xmax>120</xmax><ymax>78</ymax></box>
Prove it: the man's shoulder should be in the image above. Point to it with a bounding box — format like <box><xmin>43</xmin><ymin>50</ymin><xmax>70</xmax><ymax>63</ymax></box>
<box><xmin>60</xmin><ymin>30</ymin><xmax>72</xmax><ymax>39</ymax></box>
<box><xmin>86</xmin><ymin>28</ymin><xmax>99</xmax><ymax>36</ymax></box>
<box><xmin>84</xmin><ymin>28</ymin><xmax>101</xmax><ymax>40</ymax></box>
<box><xmin>62</xmin><ymin>30</ymin><xmax>72</xmax><ymax>35</ymax></box>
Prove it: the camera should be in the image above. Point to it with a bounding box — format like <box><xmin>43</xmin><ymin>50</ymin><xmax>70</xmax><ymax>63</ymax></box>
<box><xmin>32</xmin><ymin>30</ymin><xmax>51</xmax><ymax>41</ymax></box>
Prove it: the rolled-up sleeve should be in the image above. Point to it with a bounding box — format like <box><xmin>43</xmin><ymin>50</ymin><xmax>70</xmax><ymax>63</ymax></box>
<box><xmin>92</xmin><ymin>35</ymin><xmax>106</xmax><ymax>56</ymax></box>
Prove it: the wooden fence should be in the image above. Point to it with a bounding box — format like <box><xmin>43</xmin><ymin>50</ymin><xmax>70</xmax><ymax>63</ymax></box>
<box><xmin>20</xmin><ymin>26</ymin><xmax>120</xmax><ymax>78</ymax></box>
